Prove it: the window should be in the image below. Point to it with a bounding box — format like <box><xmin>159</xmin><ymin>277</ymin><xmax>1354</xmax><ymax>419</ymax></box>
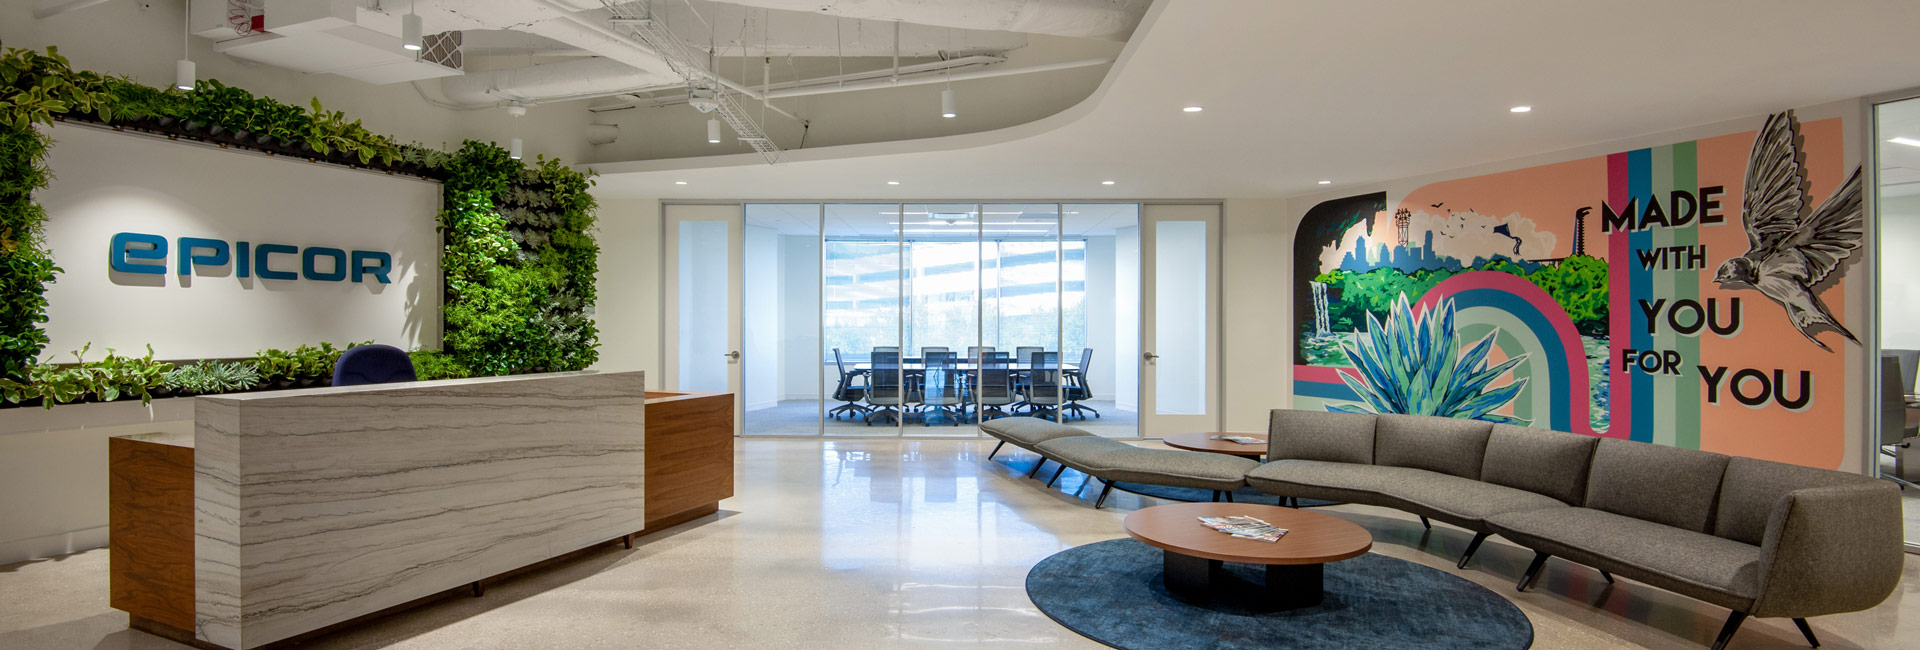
<box><xmin>823</xmin><ymin>239</ymin><xmax>1086</xmax><ymax>360</ymax></box>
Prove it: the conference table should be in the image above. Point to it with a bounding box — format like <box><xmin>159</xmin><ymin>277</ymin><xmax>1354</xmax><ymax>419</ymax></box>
<box><xmin>852</xmin><ymin>360</ymin><xmax>1082</xmax><ymax>372</ymax></box>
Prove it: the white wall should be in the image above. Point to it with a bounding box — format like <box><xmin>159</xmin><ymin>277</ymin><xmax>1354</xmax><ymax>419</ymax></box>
<box><xmin>1221</xmin><ymin>198</ymin><xmax>1293</xmax><ymax>432</ymax></box>
<box><xmin>591</xmin><ymin>198</ymin><xmax>663</xmax><ymax>387</ymax></box>
<box><xmin>1084</xmin><ymin>236</ymin><xmax>1117</xmax><ymax>400</ymax></box>
<box><xmin>1114</xmin><ymin>225</ymin><xmax>1141</xmax><ymax>411</ymax></box>
<box><xmin>743</xmin><ymin>225</ymin><xmax>780</xmax><ymax>408</ymax></box>
<box><xmin>1880</xmin><ymin>194</ymin><xmax>1920</xmax><ymax>350</ymax></box>
<box><xmin>780</xmin><ymin>235</ymin><xmax>827</xmax><ymax>401</ymax></box>
<box><xmin>37</xmin><ymin>124</ymin><xmax>439</xmax><ymax>360</ymax></box>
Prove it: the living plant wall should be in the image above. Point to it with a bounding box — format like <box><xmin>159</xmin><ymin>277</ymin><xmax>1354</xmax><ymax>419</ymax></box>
<box><xmin>0</xmin><ymin>45</ymin><xmax>599</xmax><ymax>408</ymax></box>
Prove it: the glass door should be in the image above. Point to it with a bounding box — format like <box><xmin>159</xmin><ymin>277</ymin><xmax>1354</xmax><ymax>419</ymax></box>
<box><xmin>743</xmin><ymin>204</ymin><xmax>823</xmax><ymax>435</ymax></box>
<box><xmin>1139</xmin><ymin>204</ymin><xmax>1222</xmax><ymax>437</ymax></box>
<box><xmin>1872</xmin><ymin>94</ymin><xmax>1920</xmax><ymax>551</ymax></box>
<box><xmin>664</xmin><ymin>203</ymin><xmax>744</xmax><ymax>435</ymax></box>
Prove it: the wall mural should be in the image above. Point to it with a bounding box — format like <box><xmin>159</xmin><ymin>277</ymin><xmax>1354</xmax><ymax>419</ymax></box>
<box><xmin>1293</xmin><ymin>111</ymin><xmax>1863</xmax><ymax>469</ymax></box>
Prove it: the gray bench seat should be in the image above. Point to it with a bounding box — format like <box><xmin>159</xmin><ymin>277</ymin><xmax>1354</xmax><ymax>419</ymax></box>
<box><xmin>1486</xmin><ymin>507</ymin><xmax>1763</xmax><ymax>611</ymax></box>
<box><xmin>980</xmin><ymin>417</ymin><xmax>1093</xmax><ymax>460</ymax></box>
<box><xmin>1249</xmin><ymin>460</ymin><xmax>1569</xmax><ymax>523</ymax></box>
<box><xmin>1037</xmin><ymin>436</ymin><xmax>1258</xmax><ymax>496</ymax></box>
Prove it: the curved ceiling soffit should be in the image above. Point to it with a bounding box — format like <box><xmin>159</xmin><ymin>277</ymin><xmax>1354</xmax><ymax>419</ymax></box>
<box><xmin>581</xmin><ymin>0</ymin><xmax>1174</xmax><ymax>176</ymax></box>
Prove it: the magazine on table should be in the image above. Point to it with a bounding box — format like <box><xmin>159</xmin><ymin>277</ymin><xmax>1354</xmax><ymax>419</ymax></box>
<box><xmin>1208</xmin><ymin>434</ymin><xmax>1263</xmax><ymax>445</ymax></box>
<box><xmin>1197</xmin><ymin>515</ymin><xmax>1289</xmax><ymax>543</ymax></box>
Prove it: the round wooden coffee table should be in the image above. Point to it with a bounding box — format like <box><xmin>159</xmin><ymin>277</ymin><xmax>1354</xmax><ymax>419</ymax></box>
<box><xmin>1162</xmin><ymin>432</ymin><xmax>1268</xmax><ymax>457</ymax></box>
<box><xmin>1123</xmin><ymin>502</ymin><xmax>1372</xmax><ymax>610</ymax></box>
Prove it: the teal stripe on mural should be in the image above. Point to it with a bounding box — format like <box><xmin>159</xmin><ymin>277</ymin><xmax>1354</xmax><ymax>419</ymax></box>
<box><xmin>1671</xmin><ymin>141</ymin><xmax>1701</xmax><ymax>449</ymax></box>
<box><xmin>1649</xmin><ymin>146</ymin><xmax>1676</xmax><ymax>447</ymax></box>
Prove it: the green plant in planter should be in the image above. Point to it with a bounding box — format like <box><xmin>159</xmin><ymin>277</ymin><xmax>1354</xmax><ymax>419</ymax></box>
<box><xmin>408</xmin><ymin>350</ymin><xmax>470</xmax><ymax>381</ymax></box>
<box><xmin>164</xmin><ymin>360</ymin><xmax>260</xmax><ymax>395</ymax></box>
<box><xmin>0</xmin><ymin>343</ymin><xmax>172</xmax><ymax>408</ymax></box>
<box><xmin>252</xmin><ymin>347</ymin><xmax>300</xmax><ymax>384</ymax></box>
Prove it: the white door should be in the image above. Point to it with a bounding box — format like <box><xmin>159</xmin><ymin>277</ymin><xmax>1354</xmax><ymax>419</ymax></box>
<box><xmin>1139</xmin><ymin>204</ymin><xmax>1222</xmax><ymax>437</ymax></box>
<box><xmin>663</xmin><ymin>203</ymin><xmax>745</xmax><ymax>435</ymax></box>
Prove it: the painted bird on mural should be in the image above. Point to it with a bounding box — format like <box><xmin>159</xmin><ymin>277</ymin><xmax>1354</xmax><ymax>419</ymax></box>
<box><xmin>1711</xmin><ymin>110</ymin><xmax>1864</xmax><ymax>352</ymax></box>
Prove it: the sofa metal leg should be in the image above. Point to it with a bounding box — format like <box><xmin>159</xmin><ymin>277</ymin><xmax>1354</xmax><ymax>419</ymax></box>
<box><xmin>1516</xmin><ymin>552</ymin><xmax>1550</xmax><ymax>592</ymax></box>
<box><xmin>1210</xmin><ymin>490</ymin><xmax>1220</xmax><ymax>502</ymax></box>
<box><xmin>1792</xmin><ymin>618</ymin><xmax>1819</xmax><ymax>648</ymax></box>
<box><xmin>1094</xmin><ymin>481</ymin><xmax>1115</xmax><ymax>509</ymax></box>
<box><xmin>1600</xmin><ymin>570</ymin><xmax>1614</xmax><ymax>584</ymax></box>
<box><xmin>1028</xmin><ymin>458</ymin><xmax>1049</xmax><ymax>478</ymax></box>
<box><xmin>1046</xmin><ymin>465</ymin><xmax>1067</xmax><ymax>487</ymax></box>
<box><xmin>1709</xmin><ymin>611</ymin><xmax>1748</xmax><ymax>650</ymax></box>
<box><xmin>988</xmin><ymin>440</ymin><xmax>1005</xmax><ymax>459</ymax></box>
<box><xmin>1418</xmin><ymin>516</ymin><xmax>1431</xmax><ymax>530</ymax></box>
<box><xmin>1457</xmin><ymin>532</ymin><xmax>1491</xmax><ymax>569</ymax></box>
<box><xmin>1224</xmin><ymin>490</ymin><xmax>1234</xmax><ymax>503</ymax></box>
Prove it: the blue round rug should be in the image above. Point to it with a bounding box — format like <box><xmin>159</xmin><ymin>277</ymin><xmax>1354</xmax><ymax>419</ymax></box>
<box><xmin>1108</xmin><ymin>482</ymin><xmax>1342</xmax><ymax>508</ymax></box>
<box><xmin>1026</xmin><ymin>538</ymin><xmax>1533</xmax><ymax>650</ymax></box>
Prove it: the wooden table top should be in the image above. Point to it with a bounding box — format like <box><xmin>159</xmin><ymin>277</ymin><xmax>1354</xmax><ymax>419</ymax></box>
<box><xmin>1161</xmin><ymin>432</ymin><xmax>1268</xmax><ymax>456</ymax></box>
<box><xmin>1123</xmin><ymin>503</ymin><xmax>1373</xmax><ymax>565</ymax></box>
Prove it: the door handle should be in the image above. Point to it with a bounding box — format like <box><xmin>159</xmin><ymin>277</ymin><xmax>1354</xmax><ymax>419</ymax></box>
<box><xmin>725</xmin><ymin>351</ymin><xmax>741</xmax><ymax>361</ymax></box>
<box><xmin>1142</xmin><ymin>352</ymin><xmax>1159</xmax><ymax>362</ymax></box>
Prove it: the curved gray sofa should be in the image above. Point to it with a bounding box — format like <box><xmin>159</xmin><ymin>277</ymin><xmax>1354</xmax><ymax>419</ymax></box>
<box><xmin>980</xmin><ymin>418</ymin><xmax>1258</xmax><ymax>508</ymax></box>
<box><xmin>1251</xmin><ymin>409</ymin><xmax>1903</xmax><ymax>650</ymax></box>
<box><xmin>980</xmin><ymin>413</ymin><xmax>1904</xmax><ymax>650</ymax></box>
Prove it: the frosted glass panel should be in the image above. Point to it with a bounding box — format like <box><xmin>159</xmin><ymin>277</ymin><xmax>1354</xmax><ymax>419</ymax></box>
<box><xmin>1154</xmin><ymin>220</ymin><xmax>1207</xmax><ymax>415</ymax></box>
<box><xmin>677</xmin><ymin>220</ymin><xmax>731</xmax><ymax>393</ymax></box>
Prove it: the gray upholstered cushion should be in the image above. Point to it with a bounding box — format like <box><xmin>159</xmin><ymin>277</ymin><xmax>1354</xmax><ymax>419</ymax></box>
<box><xmin>1245</xmin><ymin>459</ymin><xmax>1402</xmax><ymax>506</ymax></box>
<box><xmin>980</xmin><ymin>417</ymin><xmax>1092</xmax><ymax>449</ymax></box>
<box><xmin>1372</xmin><ymin>414</ymin><xmax>1494</xmax><ymax>480</ymax></box>
<box><xmin>1267</xmin><ymin>409</ymin><xmax>1376</xmax><ymax>464</ymax></box>
<box><xmin>1714</xmin><ymin>456</ymin><xmax>1884</xmax><ymax>546</ymax></box>
<box><xmin>1485</xmin><ymin>507</ymin><xmax>1762</xmax><ymax>611</ymax></box>
<box><xmin>1036</xmin><ymin>437</ymin><xmax>1257</xmax><ymax>491</ymax></box>
<box><xmin>1479</xmin><ymin>424</ymin><xmax>1600</xmax><ymax>505</ymax></box>
<box><xmin>1381</xmin><ymin>470</ymin><xmax>1570</xmax><ymax>527</ymax></box>
<box><xmin>1584</xmin><ymin>439</ymin><xmax>1730</xmax><ymax>533</ymax></box>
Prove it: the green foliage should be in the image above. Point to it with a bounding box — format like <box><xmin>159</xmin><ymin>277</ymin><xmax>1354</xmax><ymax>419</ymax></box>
<box><xmin>437</xmin><ymin>144</ymin><xmax>600</xmax><ymax>376</ymax></box>
<box><xmin>0</xmin><ymin>343</ymin><xmax>173</xmax><ymax>408</ymax></box>
<box><xmin>163</xmin><ymin>360</ymin><xmax>260</xmax><ymax>395</ymax></box>
<box><xmin>1329</xmin><ymin>295</ymin><xmax>1529</xmax><ymax>424</ymax></box>
<box><xmin>1313</xmin><ymin>254</ymin><xmax>1610</xmax><ymax>339</ymax></box>
<box><xmin>408</xmin><ymin>350</ymin><xmax>471</xmax><ymax>381</ymax></box>
<box><xmin>0</xmin><ymin>45</ymin><xmax>602</xmax><ymax>391</ymax></box>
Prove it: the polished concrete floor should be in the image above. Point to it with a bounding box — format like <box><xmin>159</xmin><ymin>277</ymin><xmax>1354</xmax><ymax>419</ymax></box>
<box><xmin>746</xmin><ymin>399</ymin><xmax>1139</xmax><ymax>438</ymax></box>
<box><xmin>2</xmin><ymin>438</ymin><xmax>1916</xmax><ymax>649</ymax></box>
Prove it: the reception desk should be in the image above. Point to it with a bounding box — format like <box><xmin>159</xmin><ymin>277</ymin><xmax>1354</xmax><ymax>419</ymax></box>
<box><xmin>107</xmin><ymin>372</ymin><xmax>734</xmax><ymax>650</ymax></box>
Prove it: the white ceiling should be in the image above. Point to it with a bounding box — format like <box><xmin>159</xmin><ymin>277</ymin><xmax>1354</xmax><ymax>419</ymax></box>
<box><xmin>592</xmin><ymin>0</ymin><xmax>1920</xmax><ymax>200</ymax></box>
<box><xmin>1879</xmin><ymin>97</ymin><xmax>1920</xmax><ymax>197</ymax></box>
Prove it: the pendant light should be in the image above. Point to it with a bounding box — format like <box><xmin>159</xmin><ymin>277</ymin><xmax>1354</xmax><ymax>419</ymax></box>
<box><xmin>401</xmin><ymin>13</ymin><xmax>423</xmax><ymax>51</ymax></box>
<box><xmin>509</xmin><ymin>137</ymin><xmax>523</xmax><ymax>160</ymax></box>
<box><xmin>940</xmin><ymin>88</ymin><xmax>956</xmax><ymax>118</ymax></box>
<box><xmin>707</xmin><ymin>118</ymin><xmax>722</xmax><ymax>144</ymax></box>
<box><xmin>175</xmin><ymin>0</ymin><xmax>196</xmax><ymax>90</ymax></box>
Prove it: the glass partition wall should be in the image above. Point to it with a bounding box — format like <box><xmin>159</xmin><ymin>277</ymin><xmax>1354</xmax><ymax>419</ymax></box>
<box><xmin>735</xmin><ymin>202</ymin><xmax>1141</xmax><ymax>438</ymax></box>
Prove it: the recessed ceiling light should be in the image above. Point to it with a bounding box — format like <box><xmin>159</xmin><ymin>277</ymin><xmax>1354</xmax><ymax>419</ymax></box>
<box><xmin>674</xmin><ymin>181</ymin><xmax>688</xmax><ymax>185</ymax></box>
<box><xmin>1890</xmin><ymin>137</ymin><xmax>1920</xmax><ymax>148</ymax></box>
<box><xmin>1101</xmin><ymin>180</ymin><xmax>1116</xmax><ymax>185</ymax></box>
<box><xmin>1509</xmin><ymin>105</ymin><xmax>1533</xmax><ymax>113</ymax></box>
<box><xmin>1182</xmin><ymin>106</ymin><xmax>1203</xmax><ymax>112</ymax></box>
<box><xmin>1318</xmin><ymin>180</ymin><xmax>1332</xmax><ymax>185</ymax></box>
<box><xmin>887</xmin><ymin>181</ymin><xmax>900</xmax><ymax>185</ymax></box>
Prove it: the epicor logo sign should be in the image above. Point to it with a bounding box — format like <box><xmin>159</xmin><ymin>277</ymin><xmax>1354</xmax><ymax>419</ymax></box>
<box><xmin>109</xmin><ymin>232</ymin><xmax>393</xmax><ymax>284</ymax></box>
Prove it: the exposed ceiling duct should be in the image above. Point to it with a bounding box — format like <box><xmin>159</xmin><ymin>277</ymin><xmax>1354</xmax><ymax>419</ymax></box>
<box><xmin>652</xmin><ymin>0</ymin><xmax>1026</xmax><ymax>56</ymax></box>
<box><xmin>698</xmin><ymin>0</ymin><xmax>1153</xmax><ymax>41</ymax></box>
<box><xmin>440</xmin><ymin>57</ymin><xmax>679</xmax><ymax>106</ymax></box>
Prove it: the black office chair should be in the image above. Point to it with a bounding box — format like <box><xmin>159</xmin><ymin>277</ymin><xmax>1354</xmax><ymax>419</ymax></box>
<box><xmin>965</xmin><ymin>346</ymin><xmax>995</xmax><ymax>362</ymax></box>
<box><xmin>866</xmin><ymin>350</ymin><xmax>909</xmax><ymax>426</ymax></box>
<box><xmin>1023</xmin><ymin>351</ymin><xmax>1065</xmax><ymax>421</ymax></box>
<box><xmin>921</xmin><ymin>346</ymin><xmax>949</xmax><ymax>360</ymax></box>
<box><xmin>332</xmin><ymin>344</ymin><xmax>416</xmax><ymax>386</ymax></box>
<box><xmin>1879</xmin><ymin>356</ymin><xmax>1917</xmax><ymax>490</ymax></box>
<box><xmin>920</xmin><ymin>351</ymin><xmax>963</xmax><ymax>426</ymax></box>
<box><xmin>829</xmin><ymin>348</ymin><xmax>871</xmax><ymax>421</ymax></box>
<box><xmin>1062</xmin><ymin>347</ymin><xmax>1099</xmax><ymax>420</ymax></box>
<box><xmin>1012</xmin><ymin>346</ymin><xmax>1044</xmax><ymax>413</ymax></box>
<box><xmin>974</xmin><ymin>353</ymin><xmax>1017</xmax><ymax>421</ymax></box>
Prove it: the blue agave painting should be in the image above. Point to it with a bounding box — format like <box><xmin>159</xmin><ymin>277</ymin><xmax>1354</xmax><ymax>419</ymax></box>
<box><xmin>1329</xmin><ymin>294</ymin><xmax>1531</xmax><ymax>424</ymax></box>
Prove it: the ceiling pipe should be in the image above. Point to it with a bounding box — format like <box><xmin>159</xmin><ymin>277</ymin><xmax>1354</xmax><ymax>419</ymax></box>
<box><xmin>701</xmin><ymin>0</ymin><xmax>1151</xmax><ymax>41</ymax></box>
<box><xmin>760</xmin><ymin>57</ymin><xmax>1112</xmax><ymax>99</ymax></box>
<box><xmin>34</xmin><ymin>0</ymin><xmax>113</xmax><ymax>19</ymax></box>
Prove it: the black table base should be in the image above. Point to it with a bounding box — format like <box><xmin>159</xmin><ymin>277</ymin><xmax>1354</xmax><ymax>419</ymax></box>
<box><xmin>1161</xmin><ymin>550</ymin><xmax>1324</xmax><ymax>611</ymax></box>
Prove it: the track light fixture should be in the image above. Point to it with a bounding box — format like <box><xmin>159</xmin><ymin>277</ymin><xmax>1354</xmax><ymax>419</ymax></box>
<box><xmin>175</xmin><ymin>59</ymin><xmax>196</xmax><ymax>91</ymax></box>
<box><xmin>509</xmin><ymin>138</ymin><xmax>523</xmax><ymax>160</ymax></box>
<box><xmin>941</xmin><ymin>88</ymin><xmax>956</xmax><ymax>118</ymax></box>
<box><xmin>707</xmin><ymin>118</ymin><xmax>722</xmax><ymax>144</ymax></box>
<box><xmin>177</xmin><ymin>0</ymin><xmax>195</xmax><ymax>90</ymax></box>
